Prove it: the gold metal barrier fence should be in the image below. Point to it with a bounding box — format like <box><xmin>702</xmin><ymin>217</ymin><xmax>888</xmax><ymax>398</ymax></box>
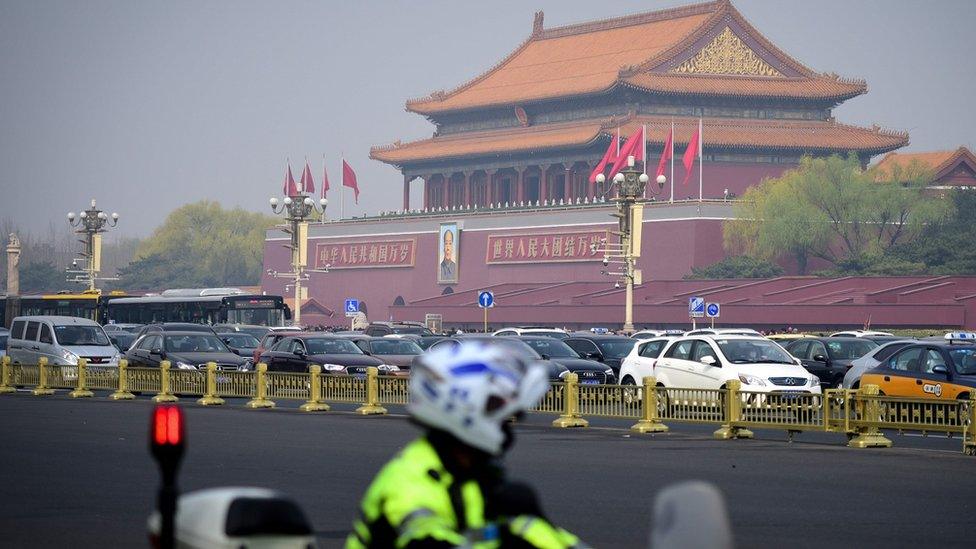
<box><xmin>577</xmin><ymin>383</ymin><xmax>641</xmax><ymax>419</ymax></box>
<box><xmin>128</xmin><ymin>367</ymin><xmax>162</xmax><ymax>394</ymax></box>
<box><xmin>377</xmin><ymin>376</ymin><xmax>410</xmax><ymax>406</ymax></box>
<box><xmin>86</xmin><ymin>366</ymin><xmax>120</xmax><ymax>390</ymax></box>
<box><xmin>659</xmin><ymin>387</ymin><xmax>725</xmax><ymax>424</ymax></box>
<box><xmin>322</xmin><ymin>374</ymin><xmax>368</xmax><ymax>404</ymax></box>
<box><xmin>265</xmin><ymin>372</ymin><xmax>311</xmax><ymax>401</ymax></box>
<box><xmin>532</xmin><ymin>384</ymin><xmax>565</xmax><ymax>415</ymax></box>
<box><xmin>214</xmin><ymin>371</ymin><xmax>257</xmax><ymax>399</ymax></box>
<box><xmin>14</xmin><ymin>364</ymin><xmax>41</xmax><ymax>387</ymax></box>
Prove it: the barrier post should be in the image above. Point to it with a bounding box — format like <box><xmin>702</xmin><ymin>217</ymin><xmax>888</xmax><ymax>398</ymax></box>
<box><xmin>300</xmin><ymin>365</ymin><xmax>330</xmax><ymax>412</ymax></box>
<box><xmin>848</xmin><ymin>384</ymin><xmax>892</xmax><ymax>448</ymax></box>
<box><xmin>197</xmin><ymin>361</ymin><xmax>225</xmax><ymax>406</ymax></box>
<box><xmin>110</xmin><ymin>359</ymin><xmax>135</xmax><ymax>400</ymax></box>
<box><xmin>552</xmin><ymin>373</ymin><xmax>589</xmax><ymax>428</ymax></box>
<box><xmin>0</xmin><ymin>355</ymin><xmax>15</xmax><ymax>394</ymax></box>
<box><xmin>69</xmin><ymin>358</ymin><xmax>94</xmax><ymax>398</ymax></box>
<box><xmin>32</xmin><ymin>357</ymin><xmax>54</xmax><ymax>396</ymax></box>
<box><xmin>964</xmin><ymin>394</ymin><xmax>976</xmax><ymax>456</ymax></box>
<box><xmin>631</xmin><ymin>376</ymin><xmax>668</xmax><ymax>433</ymax></box>
<box><xmin>713</xmin><ymin>380</ymin><xmax>753</xmax><ymax>440</ymax></box>
<box><xmin>356</xmin><ymin>367</ymin><xmax>388</xmax><ymax>415</ymax></box>
<box><xmin>246</xmin><ymin>363</ymin><xmax>275</xmax><ymax>409</ymax></box>
<box><xmin>153</xmin><ymin>360</ymin><xmax>178</xmax><ymax>403</ymax></box>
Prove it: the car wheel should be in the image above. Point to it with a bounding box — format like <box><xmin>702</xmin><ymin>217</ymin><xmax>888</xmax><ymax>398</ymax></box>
<box><xmin>621</xmin><ymin>377</ymin><xmax>641</xmax><ymax>405</ymax></box>
<box><xmin>656</xmin><ymin>385</ymin><xmax>670</xmax><ymax>417</ymax></box>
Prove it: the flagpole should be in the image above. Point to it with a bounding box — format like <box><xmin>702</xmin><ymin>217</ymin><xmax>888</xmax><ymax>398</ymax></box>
<box><xmin>340</xmin><ymin>152</ymin><xmax>345</xmax><ymax>221</ymax></box>
<box><xmin>698</xmin><ymin>118</ymin><xmax>703</xmax><ymax>203</ymax></box>
<box><xmin>642</xmin><ymin>124</ymin><xmax>647</xmax><ymax>176</ymax></box>
<box><xmin>669</xmin><ymin>119</ymin><xmax>674</xmax><ymax>203</ymax></box>
<box><xmin>321</xmin><ymin>153</ymin><xmax>327</xmax><ymax>222</ymax></box>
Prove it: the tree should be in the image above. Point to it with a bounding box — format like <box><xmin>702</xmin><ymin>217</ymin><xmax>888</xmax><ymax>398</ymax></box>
<box><xmin>889</xmin><ymin>189</ymin><xmax>976</xmax><ymax>275</ymax></box>
<box><xmin>724</xmin><ymin>154</ymin><xmax>948</xmax><ymax>274</ymax></box>
<box><xmin>686</xmin><ymin>256</ymin><xmax>784</xmax><ymax>279</ymax></box>
<box><xmin>117</xmin><ymin>201</ymin><xmax>277</xmax><ymax>290</ymax></box>
<box><xmin>20</xmin><ymin>260</ymin><xmax>69</xmax><ymax>293</ymax></box>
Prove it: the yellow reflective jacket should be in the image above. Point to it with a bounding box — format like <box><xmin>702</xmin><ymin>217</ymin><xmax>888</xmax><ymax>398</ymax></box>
<box><xmin>345</xmin><ymin>437</ymin><xmax>583</xmax><ymax>549</ymax></box>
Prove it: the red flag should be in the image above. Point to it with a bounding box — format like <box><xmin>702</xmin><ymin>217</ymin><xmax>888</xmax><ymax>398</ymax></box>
<box><xmin>608</xmin><ymin>126</ymin><xmax>645</xmax><ymax>177</ymax></box>
<box><xmin>300</xmin><ymin>161</ymin><xmax>315</xmax><ymax>194</ymax></box>
<box><xmin>656</xmin><ymin>128</ymin><xmax>673</xmax><ymax>179</ymax></box>
<box><xmin>321</xmin><ymin>159</ymin><xmax>330</xmax><ymax>198</ymax></box>
<box><xmin>682</xmin><ymin>125</ymin><xmax>701</xmax><ymax>185</ymax></box>
<box><xmin>283</xmin><ymin>163</ymin><xmax>298</xmax><ymax>196</ymax></box>
<box><xmin>342</xmin><ymin>159</ymin><xmax>360</xmax><ymax>203</ymax></box>
<box><xmin>588</xmin><ymin>137</ymin><xmax>617</xmax><ymax>183</ymax></box>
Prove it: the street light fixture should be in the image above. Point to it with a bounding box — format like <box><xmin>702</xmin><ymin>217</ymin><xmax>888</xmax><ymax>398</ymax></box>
<box><xmin>66</xmin><ymin>199</ymin><xmax>120</xmax><ymax>292</ymax></box>
<box><xmin>268</xmin><ymin>188</ymin><xmax>327</xmax><ymax>325</ymax></box>
<box><xmin>593</xmin><ymin>157</ymin><xmax>666</xmax><ymax>333</ymax></box>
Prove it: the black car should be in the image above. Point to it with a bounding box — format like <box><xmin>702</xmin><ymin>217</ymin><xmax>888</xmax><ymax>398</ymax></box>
<box><xmin>258</xmin><ymin>335</ymin><xmax>394</xmax><ymax>375</ymax></box>
<box><xmin>125</xmin><ymin>331</ymin><xmax>250</xmax><ymax>371</ymax></box>
<box><xmin>219</xmin><ymin>333</ymin><xmax>261</xmax><ymax>357</ymax></box>
<box><xmin>786</xmin><ymin>337</ymin><xmax>878</xmax><ymax>389</ymax></box>
<box><xmin>109</xmin><ymin>332</ymin><xmax>138</xmax><ymax>353</ymax></box>
<box><xmin>213</xmin><ymin>324</ymin><xmax>271</xmax><ymax>340</ymax></box>
<box><xmin>133</xmin><ymin>322</ymin><xmax>218</xmax><ymax>340</ymax></box>
<box><xmin>364</xmin><ymin>322</ymin><xmax>433</xmax><ymax>337</ymax></box>
<box><xmin>562</xmin><ymin>334</ymin><xmax>638</xmax><ymax>374</ymax></box>
<box><xmin>513</xmin><ymin>336</ymin><xmax>616</xmax><ymax>384</ymax></box>
<box><xmin>339</xmin><ymin>335</ymin><xmax>423</xmax><ymax>371</ymax></box>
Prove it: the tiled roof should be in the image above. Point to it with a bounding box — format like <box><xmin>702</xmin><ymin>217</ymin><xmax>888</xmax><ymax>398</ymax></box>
<box><xmin>873</xmin><ymin>147</ymin><xmax>975</xmax><ymax>176</ymax></box>
<box><xmin>406</xmin><ymin>1</ymin><xmax>865</xmax><ymax>115</ymax></box>
<box><xmin>371</xmin><ymin>115</ymin><xmax>907</xmax><ymax>165</ymax></box>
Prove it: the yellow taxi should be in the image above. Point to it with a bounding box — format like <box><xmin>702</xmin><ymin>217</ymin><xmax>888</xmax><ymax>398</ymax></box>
<box><xmin>860</xmin><ymin>333</ymin><xmax>976</xmax><ymax>400</ymax></box>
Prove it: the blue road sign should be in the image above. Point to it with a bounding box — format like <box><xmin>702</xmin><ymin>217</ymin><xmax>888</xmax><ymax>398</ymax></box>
<box><xmin>478</xmin><ymin>291</ymin><xmax>495</xmax><ymax>309</ymax></box>
<box><xmin>706</xmin><ymin>303</ymin><xmax>720</xmax><ymax>318</ymax></box>
<box><xmin>689</xmin><ymin>296</ymin><xmax>705</xmax><ymax>318</ymax></box>
<box><xmin>344</xmin><ymin>299</ymin><xmax>360</xmax><ymax>317</ymax></box>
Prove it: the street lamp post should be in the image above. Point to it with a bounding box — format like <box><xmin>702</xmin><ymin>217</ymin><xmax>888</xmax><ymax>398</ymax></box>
<box><xmin>269</xmin><ymin>191</ymin><xmax>327</xmax><ymax>326</ymax></box>
<box><xmin>593</xmin><ymin>158</ymin><xmax>666</xmax><ymax>333</ymax></box>
<box><xmin>66</xmin><ymin>199</ymin><xmax>119</xmax><ymax>292</ymax></box>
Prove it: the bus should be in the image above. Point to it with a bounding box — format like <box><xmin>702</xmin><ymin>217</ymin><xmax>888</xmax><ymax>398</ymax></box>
<box><xmin>105</xmin><ymin>288</ymin><xmax>291</xmax><ymax>326</ymax></box>
<box><xmin>1</xmin><ymin>291</ymin><xmax>128</xmax><ymax>327</ymax></box>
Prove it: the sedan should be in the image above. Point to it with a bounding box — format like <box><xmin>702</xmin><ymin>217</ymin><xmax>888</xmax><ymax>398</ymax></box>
<box><xmin>220</xmin><ymin>333</ymin><xmax>261</xmax><ymax>358</ymax></box>
<box><xmin>562</xmin><ymin>334</ymin><xmax>638</xmax><ymax>375</ymax></box>
<box><xmin>842</xmin><ymin>339</ymin><xmax>916</xmax><ymax>389</ymax></box>
<box><xmin>125</xmin><ymin>331</ymin><xmax>250</xmax><ymax>371</ymax></box>
<box><xmin>514</xmin><ymin>336</ymin><xmax>616</xmax><ymax>384</ymax></box>
<box><xmin>258</xmin><ymin>336</ymin><xmax>396</xmax><ymax>375</ymax></box>
<box><xmin>786</xmin><ymin>337</ymin><xmax>878</xmax><ymax>389</ymax></box>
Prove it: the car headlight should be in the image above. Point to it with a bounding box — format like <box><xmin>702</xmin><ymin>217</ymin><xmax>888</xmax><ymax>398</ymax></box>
<box><xmin>175</xmin><ymin>361</ymin><xmax>196</xmax><ymax>370</ymax></box>
<box><xmin>61</xmin><ymin>349</ymin><xmax>79</xmax><ymax>364</ymax></box>
<box><xmin>379</xmin><ymin>364</ymin><xmax>400</xmax><ymax>372</ymax></box>
<box><xmin>321</xmin><ymin>364</ymin><xmax>345</xmax><ymax>372</ymax></box>
<box><xmin>810</xmin><ymin>376</ymin><xmax>821</xmax><ymax>387</ymax></box>
<box><xmin>604</xmin><ymin>368</ymin><xmax>613</xmax><ymax>376</ymax></box>
<box><xmin>558</xmin><ymin>370</ymin><xmax>569</xmax><ymax>379</ymax></box>
<box><xmin>237</xmin><ymin>360</ymin><xmax>254</xmax><ymax>372</ymax></box>
<box><xmin>109</xmin><ymin>353</ymin><xmax>121</xmax><ymax>365</ymax></box>
<box><xmin>738</xmin><ymin>374</ymin><xmax>766</xmax><ymax>386</ymax></box>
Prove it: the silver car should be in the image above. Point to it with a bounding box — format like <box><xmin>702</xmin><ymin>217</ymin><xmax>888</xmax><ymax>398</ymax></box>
<box><xmin>6</xmin><ymin>316</ymin><xmax>120</xmax><ymax>366</ymax></box>
<box><xmin>841</xmin><ymin>339</ymin><xmax>915</xmax><ymax>389</ymax></box>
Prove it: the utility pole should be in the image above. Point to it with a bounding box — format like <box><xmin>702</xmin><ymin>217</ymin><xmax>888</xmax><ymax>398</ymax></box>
<box><xmin>66</xmin><ymin>199</ymin><xmax>119</xmax><ymax>292</ymax></box>
<box><xmin>269</xmin><ymin>192</ymin><xmax>328</xmax><ymax>325</ymax></box>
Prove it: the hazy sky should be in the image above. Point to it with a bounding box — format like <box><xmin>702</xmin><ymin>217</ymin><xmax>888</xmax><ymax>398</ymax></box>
<box><xmin>1</xmin><ymin>0</ymin><xmax>973</xmax><ymax>239</ymax></box>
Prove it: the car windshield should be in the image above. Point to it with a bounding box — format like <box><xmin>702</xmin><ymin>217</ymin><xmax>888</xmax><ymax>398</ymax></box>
<box><xmin>305</xmin><ymin>339</ymin><xmax>363</xmax><ymax>355</ymax></box>
<box><xmin>111</xmin><ymin>334</ymin><xmax>137</xmax><ymax>350</ymax></box>
<box><xmin>716</xmin><ymin>339</ymin><xmax>795</xmax><ymax>364</ymax></box>
<box><xmin>523</xmin><ymin>339</ymin><xmax>580</xmax><ymax>358</ymax></box>
<box><xmin>54</xmin><ymin>325</ymin><xmax>111</xmax><ymax>346</ymax></box>
<box><xmin>164</xmin><ymin>335</ymin><xmax>229</xmax><ymax>353</ymax></box>
<box><xmin>416</xmin><ymin>337</ymin><xmax>444</xmax><ymax>350</ymax></box>
<box><xmin>391</xmin><ymin>326</ymin><xmax>433</xmax><ymax>336</ymax></box>
<box><xmin>595</xmin><ymin>340</ymin><xmax>635</xmax><ymax>359</ymax></box>
<box><xmin>223</xmin><ymin>334</ymin><xmax>260</xmax><ymax>348</ymax></box>
<box><xmin>826</xmin><ymin>340</ymin><xmax>877</xmax><ymax>360</ymax></box>
<box><xmin>371</xmin><ymin>340</ymin><xmax>423</xmax><ymax>355</ymax></box>
<box><xmin>949</xmin><ymin>348</ymin><xmax>976</xmax><ymax>375</ymax></box>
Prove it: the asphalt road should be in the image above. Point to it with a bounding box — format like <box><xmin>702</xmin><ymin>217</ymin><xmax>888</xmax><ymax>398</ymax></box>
<box><xmin>1</xmin><ymin>392</ymin><xmax>974</xmax><ymax>548</ymax></box>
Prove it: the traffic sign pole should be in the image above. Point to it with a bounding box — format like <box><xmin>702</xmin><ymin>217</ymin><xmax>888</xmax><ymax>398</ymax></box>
<box><xmin>483</xmin><ymin>307</ymin><xmax>488</xmax><ymax>334</ymax></box>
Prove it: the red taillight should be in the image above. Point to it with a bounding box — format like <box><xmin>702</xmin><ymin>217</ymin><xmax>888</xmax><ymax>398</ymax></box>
<box><xmin>151</xmin><ymin>405</ymin><xmax>184</xmax><ymax>448</ymax></box>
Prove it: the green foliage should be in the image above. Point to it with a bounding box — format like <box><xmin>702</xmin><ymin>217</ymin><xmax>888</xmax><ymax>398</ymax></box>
<box><xmin>20</xmin><ymin>261</ymin><xmax>68</xmax><ymax>293</ymax></box>
<box><xmin>724</xmin><ymin>154</ymin><xmax>948</xmax><ymax>275</ymax></box>
<box><xmin>687</xmin><ymin>256</ymin><xmax>784</xmax><ymax>279</ymax></box>
<box><xmin>118</xmin><ymin>201</ymin><xmax>276</xmax><ymax>290</ymax></box>
<box><xmin>887</xmin><ymin>189</ymin><xmax>976</xmax><ymax>275</ymax></box>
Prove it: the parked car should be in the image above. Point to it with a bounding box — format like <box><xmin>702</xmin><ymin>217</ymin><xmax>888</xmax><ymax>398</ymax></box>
<box><xmin>258</xmin><ymin>335</ymin><xmax>396</xmax><ymax>375</ymax></box>
<box><xmin>364</xmin><ymin>322</ymin><xmax>432</xmax><ymax>337</ymax></box>
<box><xmin>684</xmin><ymin>328</ymin><xmax>763</xmax><ymax>337</ymax></box>
<box><xmin>766</xmin><ymin>334</ymin><xmax>814</xmax><ymax>342</ymax></box>
<box><xmin>0</xmin><ymin>327</ymin><xmax>10</xmax><ymax>359</ymax></box>
<box><xmin>655</xmin><ymin>335</ymin><xmax>820</xmax><ymax>397</ymax></box>
<box><xmin>102</xmin><ymin>323</ymin><xmax>143</xmax><ymax>334</ymax></box>
<box><xmin>829</xmin><ymin>330</ymin><xmax>894</xmax><ymax>338</ymax></box>
<box><xmin>340</xmin><ymin>335</ymin><xmax>423</xmax><ymax>371</ymax></box>
<box><xmin>562</xmin><ymin>334</ymin><xmax>638</xmax><ymax>374</ymax></box>
<box><xmin>219</xmin><ymin>333</ymin><xmax>261</xmax><ymax>358</ymax></box>
<box><xmin>860</xmin><ymin>334</ymin><xmax>976</xmax><ymax>400</ymax></box>
<box><xmin>212</xmin><ymin>324</ymin><xmax>271</xmax><ymax>340</ymax></box>
<box><xmin>426</xmin><ymin>336</ymin><xmax>573</xmax><ymax>382</ymax></box>
<box><xmin>842</xmin><ymin>339</ymin><xmax>916</xmax><ymax>389</ymax></box>
<box><xmin>133</xmin><ymin>323</ymin><xmax>218</xmax><ymax>340</ymax></box>
<box><xmin>6</xmin><ymin>316</ymin><xmax>120</xmax><ymax>366</ymax></box>
<box><xmin>492</xmin><ymin>327</ymin><xmax>569</xmax><ymax>339</ymax></box>
<box><xmin>124</xmin><ymin>331</ymin><xmax>250</xmax><ymax>371</ymax></box>
<box><xmin>252</xmin><ymin>330</ymin><xmax>309</xmax><ymax>364</ymax></box>
<box><xmin>406</xmin><ymin>335</ymin><xmax>448</xmax><ymax>350</ymax></box>
<box><xmin>513</xmin><ymin>336</ymin><xmax>616</xmax><ymax>384</ymax></box>
<box><xmin>108</xmin><ymin>332</ymin><xmax>138</xmax><ymax>353</ymax></box>
<box><xmin>785</xmin><ymin>337</ymin><xmax>878</xmax><ymax>389</ymax></box>
<box><xmin>618</xmin><ymin>337</ymin><xmax>678</xmax><ymax>387</ymax></box>
<box><xmin>631</xmin><ymin>329</ymin><xmax>683</xmax><ymax>339</ymax></box>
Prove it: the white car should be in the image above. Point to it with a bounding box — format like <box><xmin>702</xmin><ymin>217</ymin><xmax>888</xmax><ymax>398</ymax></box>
<box><xmin>654</xmin><ymin>335</ymin><xmax>821</xmax><ymax>395</ymax></box>
<box><xmin>841</xmin><ymin>339</ymin><xmax>915</xmax><ymax>389</ymax></box>
<box><xmin>631</xmin><ymin>329</ymin><xmax>683</xmax><ymax>339</ymax></box>
<box><xmin>683</xmin><ymin>328</ymin><xmax>763</xmax><ymax>337</ymax></box>
<box><xmin>829</xmin><ymin>330</ymin><xmax>894</xmax><ymax>338</ymax></box>
<box><xmin>492</xmin><ymin>327</ymin><xmax>568</xmax><ymax>338</ymax></box>
<box><xmin>619</xmin><ymin>337</ymin><xmax>676</xmax><ymax>387</ymax></box>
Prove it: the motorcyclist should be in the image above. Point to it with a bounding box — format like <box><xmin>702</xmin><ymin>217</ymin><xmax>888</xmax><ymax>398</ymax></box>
<box><xmin>345</xmin><ymin>342</ymin><xmax>586</xmax><ymax>548</ymax></box>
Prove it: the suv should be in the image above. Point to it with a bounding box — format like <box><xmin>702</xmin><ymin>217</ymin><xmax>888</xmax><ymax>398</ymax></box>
<box><xmin>364</xmin><ymin>322</ymin><xmax>433</xmax><ymax>337</ymax></box>
<box><xmin>562</xmin><ymin>334</ymin><xmax>638</xmax><ymax>374</ymax></box>
<box><xmin>655</xmin><ymin>335</ymin><xmax>819</xmax><ymax>395</ymax></box>
<box><xmin>492</xmin><ymin>327</ymin><xmax>569</xmax><ymax>339</ymax></box>
<box><xmin>618</xmin><ymin>337</ymin><xmax>678</xmax><ymax>387</ymax></box>
<box><xmin>6</xmin><ymin>316</ymin><xmax>120</xmax><ymax>366</ymax></box>
<box><xmin>785</xmin><ymin>337</ymin><xmax>878</xmax><ymax>389</ymax></box>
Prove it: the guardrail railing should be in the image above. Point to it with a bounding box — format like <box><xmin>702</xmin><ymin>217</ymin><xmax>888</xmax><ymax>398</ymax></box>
<box><xmin>1</xmin><ymin>356</ymin><xmax>974</xmax><ymax>454</ymax></box>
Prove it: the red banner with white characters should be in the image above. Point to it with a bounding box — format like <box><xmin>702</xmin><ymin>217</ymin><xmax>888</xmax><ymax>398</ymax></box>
<box><xmin>315</xmin><ymin>239</ymin><xmax>416</xmax><ymax>269</ymax></box>
<box><xmin>485</xmin><ymin>230</ymin><xmax>609</xmax><ymax>264</ymax></box>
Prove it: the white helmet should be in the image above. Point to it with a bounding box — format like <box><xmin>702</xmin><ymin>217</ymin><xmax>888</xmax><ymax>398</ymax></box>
<box><xmin>408</xmin><ymin>342</ymin><xmax>549</xmax><ymax>455</ymax></box>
